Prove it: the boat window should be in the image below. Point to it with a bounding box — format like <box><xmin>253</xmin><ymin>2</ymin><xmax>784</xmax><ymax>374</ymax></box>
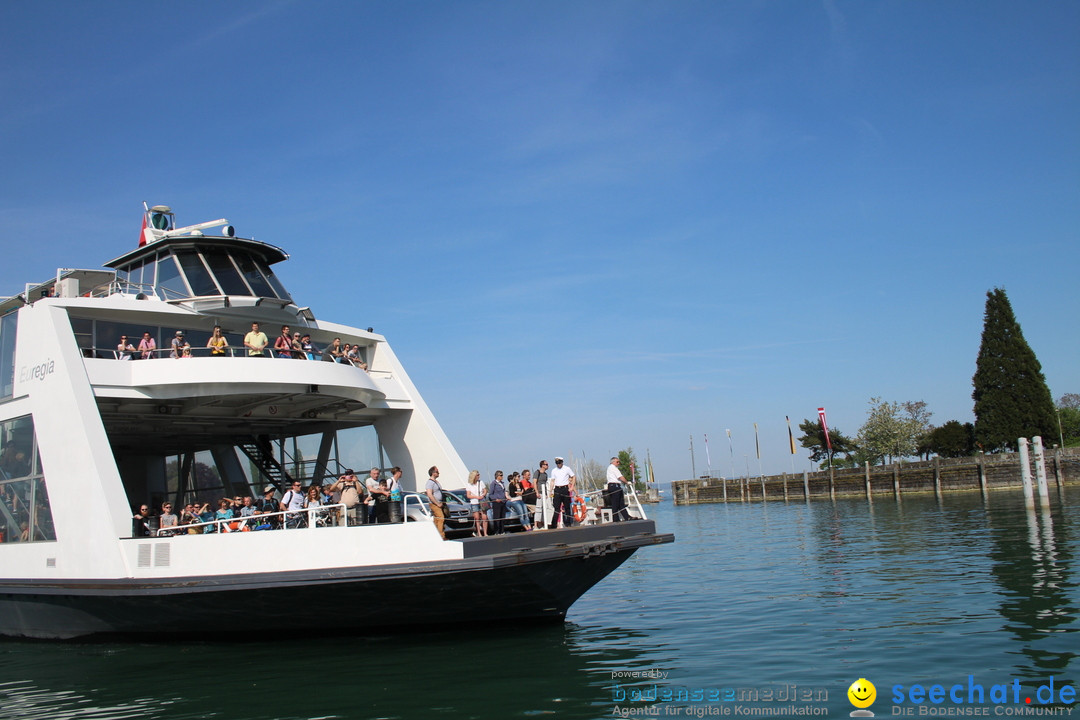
<box><xmin>234</xmin><ymin>253</ymin><xmax>278</xmax><ymax>299</ymax></box>
<box><xmin>155</xmin><ymin>254</ymin><xmax>189</xmax><ymax>300</ymax></box>
<box><xmin>0</xmin><ymin>311</ymin><xmax>16</xmax><ymax>398</ymax></box>
<box><xmin>252</xmin><ymin>256</ymin><xmax>292</xmax><ymax>302</ymax></box>
<box><xmin>336</xmin><ymin>426</ymin><xmax>386</xmax><ymax>475</ymax></box>
<box><xmin>69</xmin><ymin>317</ymin><xmax>94</xmax><ymax>358</ymax></box>
<box><xmin>0</xmin><ymin>415</ymin><xmax>55</xmax><ymax>544</ymax></box>
<box><xmin>202</xmin><ymin>251</ymin><xmax>252</xmax><ymax>296</ymax></box>
<box><xmin>141</xmin><ymin>256</ymin><xmax>157</xmax><ymax>288</ymax></box>
<box><xmin>175</xmin><ymin>251</ymin><xmax>220</xmax><ymax>296</ymax></box>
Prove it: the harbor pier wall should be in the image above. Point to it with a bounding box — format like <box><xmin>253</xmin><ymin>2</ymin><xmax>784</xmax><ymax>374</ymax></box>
<box><xmin>672</xmin><ymin>448</ymin><xmax>1080</xmax><ymax>505</ymax></box>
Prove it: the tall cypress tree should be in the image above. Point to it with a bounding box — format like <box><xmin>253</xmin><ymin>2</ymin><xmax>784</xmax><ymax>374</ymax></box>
<box><xmin>972</xmin><ymin>288</ymin><xmax>1057</xmax><ymax>451</ymax></box>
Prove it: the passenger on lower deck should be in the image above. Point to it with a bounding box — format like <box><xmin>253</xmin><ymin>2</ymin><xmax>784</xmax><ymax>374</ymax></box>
<box><xmin>132</xmin><ymin>504</ymin><xmax>152</xmax><ymax>537</ymax></box>
<box><xmin>279</xmin><ymin>481</ymin><xmax>305</xmax><ymax>528</ymax></box>
<box><xmin>158</xmin><ymin>502</ymin><xmax>178</xmax><ymax>536</ymax></box>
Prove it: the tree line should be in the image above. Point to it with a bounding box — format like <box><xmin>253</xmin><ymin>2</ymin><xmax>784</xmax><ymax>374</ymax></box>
<box><xmin>797</xmin><ymin>288</ymin><xmax>1078</xmax><ymax>468</ymax></box>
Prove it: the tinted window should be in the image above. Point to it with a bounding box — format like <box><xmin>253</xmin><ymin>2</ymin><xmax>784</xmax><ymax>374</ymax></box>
<box><xmin>234</xmin><ymin>253</ymin><xmax>276</xmax><ymax>298</ymax></box>
<box><xmin>260</xmin><ymin>262</ymin><xmax>292</xmax><ymax>302</ymax></box>
<box><xmin>0</xmin><ymin>311</ymin><xmax>16</xmax><ymax>398</ymax></box>
<box><xmin>175</xmin><ymin>251</ymin><xmax>219</xmax><ymax>296</ymax></box>
<box><xmin>203</xmin><ymin>251</ymin><xmax>251</xmax><ymax>296</ymax></box>
<box><xmin>156</xmin><ymin>254</ymin><xmax>188</xmax><ymax>299</ymax></box>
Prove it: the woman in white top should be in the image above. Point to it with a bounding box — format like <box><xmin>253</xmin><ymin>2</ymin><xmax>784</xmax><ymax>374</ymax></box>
<box><xmin>304</xmin><ymin>484</ymin><xmax>327</xmax><ymax>527</ymax></box>
<box><xmin>466</xmin><ymin>470</ymin><xmax>489</xmax><ymax>537</ymax></box>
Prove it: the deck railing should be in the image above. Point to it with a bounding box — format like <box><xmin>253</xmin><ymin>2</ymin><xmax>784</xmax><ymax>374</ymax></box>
<box><xmin>156</xmin><ymin>503</ymin><xmax>349</xmax><ymax>536</ymax></box>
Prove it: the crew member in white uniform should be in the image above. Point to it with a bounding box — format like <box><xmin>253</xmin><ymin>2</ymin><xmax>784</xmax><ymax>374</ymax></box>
<box><xmin>605</xmin><ymin>457</ymin><xmax>629</xmax><ymax>522</ymax></box>
<box><xmin>548</xmin><ymin>457</ymin><xmax>575</xmax><ymax>529</ymax></box>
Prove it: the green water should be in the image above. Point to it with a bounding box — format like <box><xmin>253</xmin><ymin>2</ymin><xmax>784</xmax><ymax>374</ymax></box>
<box><xmin>1</xmin><ymin>488</ymin><xmax>1077</xmax><ymax>719</ymax></box>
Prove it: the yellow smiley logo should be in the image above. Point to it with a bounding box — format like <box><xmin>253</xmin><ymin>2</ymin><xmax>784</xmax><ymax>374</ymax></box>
<box><xmin>847</xmin><ymin>678</ymin><xmax>876</xmax><ymax>709</ymax></box>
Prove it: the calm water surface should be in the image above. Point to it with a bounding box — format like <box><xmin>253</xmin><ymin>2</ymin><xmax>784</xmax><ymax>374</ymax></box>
<box><xmin>1</xmin><ymin>487</ymin><xmax>1077</xmax><ymax>719</ymax></box>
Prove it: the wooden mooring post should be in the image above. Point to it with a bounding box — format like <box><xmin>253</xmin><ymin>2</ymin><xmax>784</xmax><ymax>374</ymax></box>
<box><xmin>933</xmin><ymin>457</ymin><xmax>942</xmax><ymax>501</ymax></box>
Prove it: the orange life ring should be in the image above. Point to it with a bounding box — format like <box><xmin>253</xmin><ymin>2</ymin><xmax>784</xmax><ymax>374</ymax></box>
<box><xmin>572</xmin><ymin>497</ymin><xmax>587</xmax><ymax>523</ymax></box>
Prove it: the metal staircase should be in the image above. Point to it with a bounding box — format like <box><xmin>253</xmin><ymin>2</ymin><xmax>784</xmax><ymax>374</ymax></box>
<box><xmin>238</xmin><ymin>436</ymin><xmax>295</xmax><ymax>490</ymax></box>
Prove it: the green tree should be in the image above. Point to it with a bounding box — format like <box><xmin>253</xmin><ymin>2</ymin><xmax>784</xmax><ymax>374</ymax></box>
<box><xmin>797</xmin><ymin>418</ymin><xmax>855</xmax><ymax>467</ymax></box>
<box><xmin>924</xmin><ymin>420</ymin><xmax>976</xmax><ymax>458</ymax></box>
<box><xmin>972</xmin><ymin>288</ymin><xmax>1057</xmax><ymax>452</ymax></box>
<box><xmin>617</xmin><ymin>448</ymin><xmax>646</xmax><ymax>494</ymax></box>
<box><xmin>857</xmin><ymin>398</ymin><xmax>933</xmax><ymax>464</ymax></box>
<box><xmin>1057</xmin><ymin>394</ymin><xmax>1080</xmax><ymax>447</ymax></box>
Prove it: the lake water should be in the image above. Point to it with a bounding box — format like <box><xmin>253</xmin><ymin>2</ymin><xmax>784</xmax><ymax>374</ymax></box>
<box><xmin>1</xmin><ymin>486</ymin><xmax>1077</xmax><ymax>720</ymax></box>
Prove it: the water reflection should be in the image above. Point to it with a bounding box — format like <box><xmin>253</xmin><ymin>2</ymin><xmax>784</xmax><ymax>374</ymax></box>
<box><xmin>988</xmin><ymin>500</ymin><xmax>1077</xmax><ymax>679</ymax></box>
<box><xmin>0</xmin><ymin>621</ymin><xmax>671</xmax><ymax>720</ymax></box>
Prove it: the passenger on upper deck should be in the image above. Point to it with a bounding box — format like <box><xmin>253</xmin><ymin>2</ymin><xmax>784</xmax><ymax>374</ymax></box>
<box><xmin>299</xmin><ymin>334</ymin><xmax>315</xmax><ymax>359</ymax></box>
<box><xmin>170</xmin><ymin>331</ymin><xmax>186</xmax><ymax>359</ymax></box>
<box><xmin>244</xmin><ymin>322</ymin><xmax>268</xmax><ymax>357</ymax></box>
<box><xmin>345</xmin><ymin>344</ymin><xmax>368</xmax><ymax>371</ymax></box>
<box><xmin>138</xmin><ymin>332</ymin><xmax>156</xmax><ymax>360</ymax></box>
<box><xmin>207</xmin><ymin>326</ymin><xmax>229</xmax><ymax>357</ymax></box>
<box><xmin>274</xmin><ymin>326</ymin><xmax>293</xmax><ymax>359</ymax></box>
<box><xmin>290</xmin><ymin>332</ymin><xmax>304</xmax><ymax>359</ymax></box>
<box><xmin>322</xmin><ymin>337</ymin><xmax>344</xmax><ymax>363</ymax></box>
<box><xmin>116</xmin><ymin>335</ymin><xmax>136</xmax><ymax>360</ymax></box>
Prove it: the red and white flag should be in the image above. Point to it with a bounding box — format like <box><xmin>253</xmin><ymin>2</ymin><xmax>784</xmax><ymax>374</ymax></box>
<box><xmin>817</xmin><ymin>407</ymin><xmax>832</xmax><ymax>451</ymax></box>
<box><xmin>138</xmin><ymin>214</ymin><xmax>148</xmax><ymax>247</ymax></box>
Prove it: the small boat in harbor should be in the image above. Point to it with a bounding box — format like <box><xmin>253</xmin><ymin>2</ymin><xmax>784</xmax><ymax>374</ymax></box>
<box><xmin>0</xmin><ymin>204</ymin><xmax>673</xmax><ymax>639</ymax></box>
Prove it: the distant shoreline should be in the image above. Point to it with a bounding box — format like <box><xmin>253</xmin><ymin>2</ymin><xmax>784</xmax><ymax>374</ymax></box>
<box><xmin>673</xmin><ymin>447</ymin><xmax>1080</xmax><ymax>504</ymax></box>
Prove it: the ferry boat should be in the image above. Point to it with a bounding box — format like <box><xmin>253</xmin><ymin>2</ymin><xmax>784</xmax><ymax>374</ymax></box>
<box><xmin>0</xmin><ymin>204</ymin><xmax>672</xmax><ymax>639</ymax></box>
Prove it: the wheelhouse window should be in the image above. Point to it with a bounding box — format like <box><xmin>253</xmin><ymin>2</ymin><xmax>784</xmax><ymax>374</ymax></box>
<box><xmin>202</xmin><ymin>250</ymin><xmax>251</xmax><ymax>296</ymax></box>
<box><xmin>174</xmin><ymin>251</ymin><xmax>219</xmax><ymax>296</ymax></box>
<box><xmin>0</xmin><ymin>310</ymin><xmax>16</xmax><ymax>398</ymax></box>
<box><xmin>0</xmin><ymin>415</ymin><xmax>56</xmax><ymax>544</ymax></box>
<box><xmin>155</xmin><ymin>254</ymin><xmax>188</xmax><ymax>299</ymax></box>
<box><xmin>109</xmin><ymin>242</ymin><xmax>294</xmax><ymax>302</ymax></box>
<box><xmin>234</xmin><ymin>253</ymin><xmax>277</xmax><ymax>298</ymax></box>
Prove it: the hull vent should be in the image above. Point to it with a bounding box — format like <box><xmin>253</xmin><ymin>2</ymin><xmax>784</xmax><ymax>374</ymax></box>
<box><xmin>137</xmin><ymin>544</ymin><xmax>152</xmax><ymax>568</ymax></box>
<box><xmin>46</xmin><ymin>558</ymin><xmax>56</xmax><ymax>568</ymax></box>
<box><xmin>154</xmin><ymin>543</ymin><xmax>171</xmax><ymax>567</ymax></box>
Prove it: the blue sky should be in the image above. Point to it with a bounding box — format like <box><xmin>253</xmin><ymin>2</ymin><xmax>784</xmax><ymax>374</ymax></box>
<box><xmin>1</xmin><ymin>1</ymin><xmax>1077</xmax><ymax>484</ymax></box>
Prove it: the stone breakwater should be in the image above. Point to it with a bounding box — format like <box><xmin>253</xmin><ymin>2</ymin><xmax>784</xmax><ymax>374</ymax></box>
<box><xmin>672</xmin><ymin>448</ymin><xmax>1080</xmax><ymax>504</ymax></box>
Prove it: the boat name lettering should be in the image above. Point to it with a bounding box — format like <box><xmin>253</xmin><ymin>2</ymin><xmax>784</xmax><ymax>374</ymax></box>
<box><xmin>19</xmin><ymin>359</ymin><xmax>56</xmax><ymax>383</ymax></box>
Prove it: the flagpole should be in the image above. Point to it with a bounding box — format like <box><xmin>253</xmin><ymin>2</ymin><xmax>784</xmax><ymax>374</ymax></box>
<box><xmin>754</xmin><ymin>423</ymin><xmax>762</xmax><ymax>478</ymax></box>
<box><xmin>726</xmin><ymin>429</ymin><xmax>735</xmax><ymax>483</ymax></box>
<box><xmin>704</xmin><ymin>433</ymin><xmax>712</xmax><ymax>479</ymax></box>
<box><xmin>786</xmin><ymin>416</ymin><xmax>796</xmax><ymax>474</ymax></box>
<box><xmin>689</xmin><ymin>434</ymin><xmax>696</xmax><ymax>481</ymax></box>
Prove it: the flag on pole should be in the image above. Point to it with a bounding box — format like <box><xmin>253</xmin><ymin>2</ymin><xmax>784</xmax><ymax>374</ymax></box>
<box><xmin>754</xmin><ymin>423</ymin><xmax>761</xmax><ymax>460</ymax></box>
<box><xmin>704</xmin><ymin>434</ymin><xmax>712</xmax><ymax>470</ymax></box>
<box><xmin>786</xmin><ymin>416</ymin><xmax>797</xmax><ymax>455</ymax></box>
<box><xmin>138</xmin><ymin>213</ymin><xmax>148</xmax><ymax>247</ymax></box>
<box><xmin>818</xmin><ymin>407</ymin><xmax>832</xmax><ymax>452</ymax></box>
